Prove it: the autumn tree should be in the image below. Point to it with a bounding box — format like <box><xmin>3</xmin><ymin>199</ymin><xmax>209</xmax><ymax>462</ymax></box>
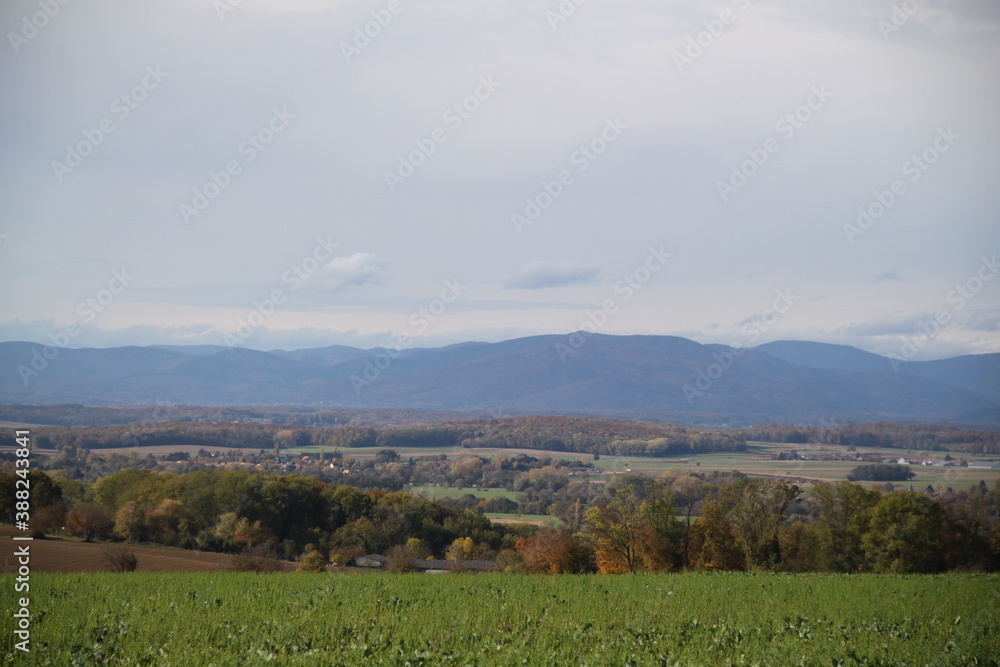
<box><xmin>692</xmin><ymin>498</ymin><xmax>744</xmax><ymax>570</ymax></box>
<box><xmin>585</xmin><ymin>486</ymin><xmax>645</xmax><ymax>573</ymax></box>
<box><xmin>296</xmin><ymin>545</ymin><xmax>327</xmax><ymax>573</ymax></box>
<box><xmin>65</xmin><ymin>503</ymin><xmax>114</xmax><ymax>542</ymax></box>
<box><xmin>114</xmin><ymin>500</ymin><xmax>146</xmax><ymax>543</ymax></box>
<box><xmin>516</xmin><ymin>529</ymin><xmax>593</xmax><ymax>574</ymax></box>
<box><xmin>669</xmin><ymin>474</ymin><xmax>704</xmax><ymax>568</ymax></box>
<box><xmin>446</xmin><ymin>537</ymin><xmax>475</xmax><ymax>563</ymax></box>
<box><xmin>146</xmin><ymin>498</ymin><xmax>191</xmax><ymax>547</ymax></box>
<box><xmin>721</xmin><ymin>479</ymin><xmax>799</xmax><ymax>570</ymax></box>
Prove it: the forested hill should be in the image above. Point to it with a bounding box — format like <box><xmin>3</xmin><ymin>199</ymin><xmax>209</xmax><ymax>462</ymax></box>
<box><xmin>2</xmin><ymin>334</ymin><xmax>996</xmax><ymax>424</ymax></box>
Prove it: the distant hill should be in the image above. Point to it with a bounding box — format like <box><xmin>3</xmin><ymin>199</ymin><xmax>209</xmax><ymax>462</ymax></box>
<box><xmin>756</xmin><ymin>340</ymin><xmax>1000</xmax><ymax>404</ymax></box>
<box><xmin>755</xmin><ymin>341</ymin><xmax>892</xmax><ymax>373</ymax></box>
<box><xmin>0</xmin><ymin>334</ymin><xmax>996</xmax><ymax>425</ymax></box>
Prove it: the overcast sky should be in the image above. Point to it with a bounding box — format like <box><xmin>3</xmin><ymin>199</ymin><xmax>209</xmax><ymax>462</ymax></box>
<box><xmin>1</xmin><ymin>0</ymin><xmax>998</xmax><ymax>360</ymax></box>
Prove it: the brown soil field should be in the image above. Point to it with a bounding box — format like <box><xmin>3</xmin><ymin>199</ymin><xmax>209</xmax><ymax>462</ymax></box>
<box><xmin>0</xmin><ymin>526</ymin><xmax>294</xmax><ymax>573</ymax></box>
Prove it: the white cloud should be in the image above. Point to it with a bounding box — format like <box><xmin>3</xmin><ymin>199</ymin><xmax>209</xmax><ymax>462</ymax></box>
<box><xmin>320</xmin><ymin>253</ymin><xmax>386</xmax><ymax>289</ymax></box>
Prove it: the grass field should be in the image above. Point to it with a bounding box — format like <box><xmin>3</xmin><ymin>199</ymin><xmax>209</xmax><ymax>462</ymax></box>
<box><xmin>407</xmin><ymin>486</ymin><xmax>526</xmax><ymax>502</ymax></box>
<box><xmin>2</xmin><ymin>572</ymin><xmax>996</xmax><ymax>665</ymax></box>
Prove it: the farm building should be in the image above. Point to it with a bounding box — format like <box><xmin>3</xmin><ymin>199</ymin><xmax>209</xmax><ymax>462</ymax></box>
<box><xmin>353</xmin><ymin>554</ymin><xmax>496</xmax><ymax>573</ymax></box>
<box><xmin>356</xmin><ymin>554</ymin><xmax>388</xmax><ymax>568</ymax></box>
<box><xmin>412</xmin><ymin>559</ymin><xmax>496</xmax><ymax>574</ymax></box>
<box><xmin>968</xmin><ymin>461</ymin><xmax>1000</xmax><ymax>469</ymax></box>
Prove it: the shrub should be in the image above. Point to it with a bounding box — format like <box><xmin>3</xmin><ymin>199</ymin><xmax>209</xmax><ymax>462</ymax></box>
<box><xmin>847</xmin><ymin>464</ymin><xmax>915</xmax><ymax>482</ymax></box>
<box><xmin>103</xmin><ymin>546</ymin><xmax>138</xmax><ymax>572</ymax></box>
<box><xmin>228</xmin><ymin>548</ymin><xmax>282</xmax><ymax>573</ymax></box>
<box><xmin>296</xmin><ymin>547</ymin><xmax>327</xmax><ymax>573</ymax></box>
<box><xmin>386</xmin><ymin>545</ymin><xmax>416</xmax><ymax>573</ymax></box>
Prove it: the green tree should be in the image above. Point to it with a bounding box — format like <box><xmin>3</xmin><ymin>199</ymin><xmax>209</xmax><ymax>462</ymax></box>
<box><xmin>809</xmin><ymin>481</ymin><xmax>881</xmax><ymax>572</ymax></box>
<box><xmin>113</xmin><ymin>500</ymin><xmax>146</xmax><ymax>542</ymax></box>
<box><xmin>862</xmin><ymin>492</ymin><xmax>943</xmax><ymax>573</ymax></box>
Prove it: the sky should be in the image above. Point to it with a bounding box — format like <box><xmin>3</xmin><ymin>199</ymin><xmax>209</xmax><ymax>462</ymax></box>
<box><xmin>1</xmin><ymin>0</ymin><xmax>998</xmax><ymax>360</ymax></box>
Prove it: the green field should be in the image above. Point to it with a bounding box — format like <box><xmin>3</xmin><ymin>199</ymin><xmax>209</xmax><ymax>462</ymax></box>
<box><xmin>259</xmin><ymin>441</ymin><xmax>999</xmax><ymax>492</ymax></box>
<box><xmin>2</xmin><ymin>573</ymin><xmax>997</xmax><ymax>665</ymax></box>
<box><xmin>592</xmin><ymin>442</ymin><xmax>1000</xmax><ymax>491</ymax></box>
<box><xmin>407</xmin><ymin>486</ymin><xmax>526</xmax><ymax>502</ymax></box>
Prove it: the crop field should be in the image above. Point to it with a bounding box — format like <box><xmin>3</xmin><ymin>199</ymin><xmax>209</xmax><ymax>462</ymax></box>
<box><xmin>484</xmin><ymin>513</ymin><xmax>563</xmax><ymax>527</ymax></box>
<box><xmin>407</xmin><ymin>486</ymin><xmax>526</xmax><ymax>502</ymax></box>
<box><xmin>2</xmin><ymin>573</ymin><xmax>996</xmax><ymax>665</ymax></box>
<box><xmin>88</xmin><ymin>444</ymin><xmax>252</xmax><ymax>456</ymax></box>
<box><xmin>299</xmin><ymin>441</ymin><xmax>1000</xmax><ymax>492</ymax></box>
<box><xmin>592</xmin><ymin>443</ymin><xmax>1000</xmax><ymax>491</ymax></box>
<box><xmin>295</xmin><ymin>444</ymin><xmax>588</xmax><ymax>461</ymax></box>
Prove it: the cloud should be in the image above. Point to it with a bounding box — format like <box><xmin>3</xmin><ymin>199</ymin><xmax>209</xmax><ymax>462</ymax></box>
<box><xmin>875</xmin><ymin>270</ymin><xmax>903</xmax><ymax>283</ymax></box>
<box><xmin>837</xmin><ymin>313</ymin><xmax>936</xmax><ymax>337</ymax></box>
<box><xmin>320</xmin><ymin>253</ymin><xmax>385</xmax><ymax>289</ymax></box>
<box><xmin>959</xmin><ymin>310</ymin><xmax>1000</xmax><ymax>333</ymax></box>
<box><xmin>504</xmin><ymin>262</ymin><xmax>599</xmax><ymax>290</ymax></box>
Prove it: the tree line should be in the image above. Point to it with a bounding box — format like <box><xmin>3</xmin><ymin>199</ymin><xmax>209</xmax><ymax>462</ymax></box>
<box><xmin>517</xmin><ymin>475</ymin><xmax>999</xmax><ymax>574</ymax></box>
<box><xmin>6</xmin><ymin>412</ymin><xmax>997</xmax><ymax>456</ymax></box>
<box><xmin>2</xmin><ymin>416</ymin><xmax>747</xmax><ymax>458</ymax></box>
<box><xmin>2</xmin><ymin>466</ymin><xmax>996</xmax><ymax>574</ymax></box>
<box><xmin>740</xmin><ymin>422</ymin><xmax>1000</xmax><ymax>454</ymax></box>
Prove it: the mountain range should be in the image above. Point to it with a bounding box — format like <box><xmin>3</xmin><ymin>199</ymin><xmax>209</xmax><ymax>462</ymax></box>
<box><xmin>1</xmin><ymin>335</ymin><xmax>997</xmax><ymax>426</ymax></box>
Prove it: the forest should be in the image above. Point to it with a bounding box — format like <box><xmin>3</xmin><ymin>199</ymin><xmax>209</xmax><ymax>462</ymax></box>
<box><xmin>3</xmin><ymin>464</ymin><xmax>997</xmax><ymax>574</ymax></box>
